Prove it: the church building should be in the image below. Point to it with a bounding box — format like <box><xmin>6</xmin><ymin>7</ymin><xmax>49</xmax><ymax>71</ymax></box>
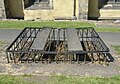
<box><xmin>0</xmin><ymin>0</ymin><xmax>120</xmax><ymax>20</ymax></box>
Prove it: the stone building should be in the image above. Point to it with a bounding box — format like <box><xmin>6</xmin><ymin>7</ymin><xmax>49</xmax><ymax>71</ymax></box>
<box><xmin>0</xmin><ymin>0</ymin><xmax>120</xmax><ymax>20</ymax></box>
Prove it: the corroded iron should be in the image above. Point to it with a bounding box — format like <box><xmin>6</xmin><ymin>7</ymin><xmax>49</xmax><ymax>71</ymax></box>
<box><xmin>6</xmin><ymin>27</ymin><xmax>114</xmax><ymax>64</ymax></box>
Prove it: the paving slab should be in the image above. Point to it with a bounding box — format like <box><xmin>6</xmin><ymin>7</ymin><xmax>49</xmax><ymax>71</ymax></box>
<box><xmin>31</xmin><ymin>28</ymin><xmax>51</xmax><ymax>50</ymax></box>
<box><xmin>66</xmin><ymin>28</ymin><xmax>83</xmax><ymax>51</ymax></box>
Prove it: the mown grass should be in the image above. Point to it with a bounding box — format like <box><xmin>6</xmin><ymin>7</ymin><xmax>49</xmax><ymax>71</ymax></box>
<box><xmin>0</xmin><ymin>21</ymin><xmax>95</xmax><ymax>29</ymax></box>
<box><xmin>0</xmin><ymin>20</ymin><xmax>120</xmax><ymax>32</ymax></box>
<box><xmin>0</xmin><ymin>75</ymin><xmax>120</xmax><ymax>84</ymax></box>
<box><xmin>95</xmin><ymin>27</ymin><xmax>120</xmax><ymax>32</ymax></box>
<box><xmin>112</xmin><ymin>45</ymin><xmax>120</xmax><ymax>55</ymax></box>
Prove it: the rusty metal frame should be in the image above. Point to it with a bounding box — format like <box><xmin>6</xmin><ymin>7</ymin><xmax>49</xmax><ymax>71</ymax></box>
<box><xmin>6</xmin><ymin>27</ymin><xmax>114</xmax><ymax>64</ymax></box>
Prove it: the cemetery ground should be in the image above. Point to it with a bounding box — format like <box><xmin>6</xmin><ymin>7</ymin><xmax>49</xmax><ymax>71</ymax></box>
<box><xmin>0</xmin><ymin>20</ymin><xmax>120</xmax><ymax>84</ymax></box>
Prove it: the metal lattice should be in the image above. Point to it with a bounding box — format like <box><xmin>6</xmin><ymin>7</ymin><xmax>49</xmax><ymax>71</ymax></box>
<box><xmin>6</xmin><ymin>27</ymin><xmax>114</xmax><ymax>64</ymax></box>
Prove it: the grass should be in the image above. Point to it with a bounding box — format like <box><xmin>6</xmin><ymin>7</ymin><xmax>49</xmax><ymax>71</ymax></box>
<box><xmin>0</xmin><ymin>75</ymin><xmax>120</xmax><ymax>84</ymax></box>
<box><xmin>112</xmin><ymin>45</ymin><xmax>120</xmax><ymax>55</ymax></box>
<box><xmin>0</xmin><ymin>40</ymin><xmax>6</xmax><ymax>47</ymax></box>
<box><xmin>0</xmin><ymin>21</ymin><xmax>120</xmax><ymax>84</ymax></box>
<box><xmin>0</xmin><ymin>20</ymin><xmax>120</xmax><ymax>32</ymax></box>
<box><xmin>0</xmin><ymin>21</ymin><xmax>95</xmax><ymax>29</ymax></box>
<box><xmin>0</xmin><ymin>75</ymin><xmax>35</xmax><ymax>84</ymax></box>
<box><xmin>47</xmin><ymin>75</ymin><xmax>120</xmax><ymax>84</ymax></box>
<box><xmin>95</xmin><ymin>27</ymin><xmax>120</xmax><ymax>32</ymax></box>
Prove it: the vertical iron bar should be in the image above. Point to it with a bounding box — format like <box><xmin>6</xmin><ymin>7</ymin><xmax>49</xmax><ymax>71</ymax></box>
<box><xmin>84</xmin><ymin>54</ymin><xmax>87</xmax><ymax>64</ymax></box>
<box><xmin>6</xmin><ymin>52</ymin><xmax>10</xmax><ymax>63</ymax></box>
<box><xmin>77</xmin><ymin>54</ymin><xmax>80</xmax><ymax>64</ymax></box>
<box><xmin>9</xmin><ymin>53</ymin><xmax>12</xmax><ymax>60</ymax></box>
<box><xmin>63</xmin><ymin>28</ymin><xmax>65</xmax><ymax>41</ymax></box>
<box><xmin>13</xmin><ymin>53</ymin><xmax>16</xmax><ymax>63</ymax></box>
<box><xmin>53</xmin><ymin>29</ymin><xmax>55</xmax><ymax>41</ymax></box>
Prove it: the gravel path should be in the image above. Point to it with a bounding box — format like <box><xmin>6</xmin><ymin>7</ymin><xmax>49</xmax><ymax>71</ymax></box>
<box><xmin>0</xmin><ymin>29</ymin><xmax>120</xmax><ymax>77</ymax></box>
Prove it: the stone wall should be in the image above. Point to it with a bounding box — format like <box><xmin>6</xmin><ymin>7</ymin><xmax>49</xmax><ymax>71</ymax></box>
<box><xmin>99</xmin><ymin>2</ymin><xmax>120</xmax><ymax>19</ymax></box>
<box><xmin>78</xmin><ymin>0</ymin><xmax>88</xmax><ymax>20</ymax></box>
<box><xmin>24</xmin><ymin>0</ymin><xmax>75</xmax><ymax>20</ymax></box>
<box><xmin>24</xmin><ymin>0</ymin><xmax>90</xmax><ymax>20</ymax></box>
<box><xmin>53</xmin><ymin>0</ymin><xmax>74</xmax><ymax>18</ymax></box>
<box><xmin>1</xmin><ymin>0</ymin><xmax>120</xmax><ymax>20</ymax></box>
<box><xmin>0</xmin><ymin>0</ymin><xmax>6</xmax><ymax>19</ymax></box>
<box><xmin>0</xmin><ymin>0</ymin><xmax>94</xmax><ymax>20</ymax></box>
<box><xmin>100</xmin><ymin>9</ymin><xmax>120</xmax><ymax>19</ymax></box>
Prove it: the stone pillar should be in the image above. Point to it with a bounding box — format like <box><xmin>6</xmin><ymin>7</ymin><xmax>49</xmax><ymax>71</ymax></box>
<box><xmin>78</xmin><ymin>0</ymin><xmax>88</xmax><ymax>20</ymax></box>
<box><xmin>0</xmin><ymin>0</ymin><xmax>6</xmax><ymax>19</ymax></box>
<box><xmin>88</xmin><ymin>0</ymin><xmax>100</xmax><ymax>19</ymax></box>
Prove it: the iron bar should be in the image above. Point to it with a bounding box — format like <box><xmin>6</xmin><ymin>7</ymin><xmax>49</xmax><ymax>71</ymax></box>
<box><xmin>6</xmin><ymin>27</ymin><xmax>113</xmax><ymax>64</ymax></box>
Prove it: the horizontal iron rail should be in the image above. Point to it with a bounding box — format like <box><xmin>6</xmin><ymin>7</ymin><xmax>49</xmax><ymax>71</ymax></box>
<box><xmin>6</xmin><ymin>27</ymin><xmax>110</xmax><ymax>55</ymax></box>
<box><xmin>6</xmin><ymin>49</ymin><xmax>109</xmax><ymax>54</ymax></box>
<box><xmin>6</xmin><ymin>28</ymin><xmax>27</xmax><ymax>51</ymax></box>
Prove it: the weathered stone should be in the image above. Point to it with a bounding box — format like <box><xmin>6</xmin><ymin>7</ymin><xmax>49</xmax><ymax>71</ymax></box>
<box><xmin>78</xmin><ymin>0</ymin><xmax>88</xmax><ymax>20</ymax></box>
<box><xmin>0</xmin><ymin>0</ymin><xmax>6</xmax><ymax>19</ymax></box>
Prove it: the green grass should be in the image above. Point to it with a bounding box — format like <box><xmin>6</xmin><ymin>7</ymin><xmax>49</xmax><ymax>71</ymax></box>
<box><xmin>112</xmin><ymin>45</ymin><xmax>120</xmax><ymax>55</ymax></box>
<box><xmin>0</xmin><ymin>21</ymin><xmax>95</xmax><ymax>29</ymax></box>
<box><xmin>0</xmin><ymin>75</ymin><xmax>35</xmax><ymax>84</ymax></box>
<box><xmin>0</xmin><ymin>75</ymin><xmax>120</xmax><ymax>84</ymax></box>
<box><xmin>96</xmin><ymin>27</ymin><xmax>120</xmax><ymax>32</ymax></box>
<box><xmin>46</xmin><ymin>75</ymin><xmax>120</xmax><ymax>84</ymax></box>
<box><xmin>0</xmin><ymin>20</ymin><xmax>120</xmax><ymax>32</ymax></box>
<box><xmin>0</xmin><ymin>40</ymin><xmax>6</xmax><ymax>47</ymax></box>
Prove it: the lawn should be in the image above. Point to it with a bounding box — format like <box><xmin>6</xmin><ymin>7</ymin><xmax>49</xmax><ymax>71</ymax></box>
<box><xmin>0</xmin><ymin>75</ymin><xmax>34</xmax><ymax>84</ymax></box>
<box><xmin>0</xmin><ymin>21</ymin><xmax>120</xmax><ymax>84</ymax></box>
<box><xmin>48</xmin><ymin>75</ymin><xmax>120</xmax><ymax>84</ymax></box>
<box><xmin>0</xmin><ymin>75</ymin><xmax>120</xmax><ymax>84</ymax></box>
<box><xmin>0</xmin><ymin>21</ymin><xmax>95</xmax><ymax>29</ymax></box>
<box><xmin>96</xmin><ymin>27</ymin><xmax>120</xmax><ymax>32</ymax></box>
<box><xmin>0</xmin><ymin>20</ymin><xmax>120</xmax><ymax>32</ymax></box>
<box><xmin>112</xmin><ymin>46</ymin><xmax>120</xmax><ymax>55</ymax></box>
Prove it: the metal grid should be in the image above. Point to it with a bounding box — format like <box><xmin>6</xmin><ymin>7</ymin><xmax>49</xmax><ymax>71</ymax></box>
<box><xmin>6</xmin><ymin>27</ymin><xmax>114</xmax><ymax>64</ymax></box>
